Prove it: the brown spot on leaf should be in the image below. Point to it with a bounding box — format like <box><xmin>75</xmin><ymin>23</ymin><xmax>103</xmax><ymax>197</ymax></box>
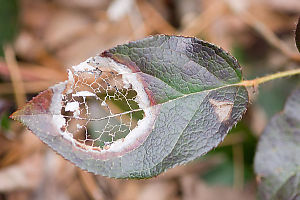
<box><xmin>209</xmin><ymin>99</ymin><xmax>234</xmax><ymax>122</ymax></box>
<box><xmin>10</xmin><ymin>89</ymin><xmax>54</xmax><ymax>120</ymax></box>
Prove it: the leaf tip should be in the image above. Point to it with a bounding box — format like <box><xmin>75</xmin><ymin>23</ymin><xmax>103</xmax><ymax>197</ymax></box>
<box><xmin>9</xmin><ymin>110</ymin><xmax>19</xmax><ymax>120</ymax></box>
<box><xmin>9</xmin><ymin>88</ymin><xmax>54</xmax><ymax>122</ymax></box>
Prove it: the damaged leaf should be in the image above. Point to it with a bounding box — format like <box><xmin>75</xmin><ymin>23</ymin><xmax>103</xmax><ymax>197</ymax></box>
<box><xmin>11</xmin><ymin>35</ymin><xmax>248</xmax><ymax>179</ymax></box>
<box><xmin>255</xmin><ymin>88</ymin><xmax>300</xmax><ymax>200</ymax></box>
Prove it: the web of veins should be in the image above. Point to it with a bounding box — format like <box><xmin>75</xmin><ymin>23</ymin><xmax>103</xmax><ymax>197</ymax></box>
<box><xmin>60</xmin><ymin>68</ymin><xmax>142</xmax><ymax>149</ymax></box>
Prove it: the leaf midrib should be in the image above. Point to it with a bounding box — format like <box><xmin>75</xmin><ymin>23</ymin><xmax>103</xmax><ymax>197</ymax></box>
<box><xmin>15</xmin><ymin>82</ymin><xmax>245</xmax><ymax>120</ymax></box>
<box><xmin>123</xmin><ymin>86</ymin><xmax>244</xmax><ymax>176</ymax></box>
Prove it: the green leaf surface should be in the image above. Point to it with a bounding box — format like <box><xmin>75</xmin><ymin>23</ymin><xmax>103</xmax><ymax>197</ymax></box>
<box><xmin>11</xmin><ymin>35</ymin><xmax>248</xmax><ymax>179</ymax></box>
<box><xmin>0</xmin><ymin>0</ymin><xmax>19</xmax><ymax>56</ymax></box>
<box><xmin>255</xmin><ymin>88</ymin><xmax>300</xmax><ymax>200</ymax></box>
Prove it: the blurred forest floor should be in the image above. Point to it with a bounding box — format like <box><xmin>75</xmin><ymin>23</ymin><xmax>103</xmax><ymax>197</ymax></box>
<box><xmin>0</xmin><ymin>0</ymin><xmax>300</xmax><ymax>199</ymax></box>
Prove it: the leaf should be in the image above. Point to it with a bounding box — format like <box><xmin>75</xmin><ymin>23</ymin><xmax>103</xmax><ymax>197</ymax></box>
<box><xmin>273</xmin><ymin>172</ymin><xmax>300</xmax><ymax>200</ymax></box>
<box><xmin>255</xmin><ymin>88</ymin><xmax>300</xmax><ymax>200</ymax></box>
<box><xmin>11</xmin><ymin>35</ymin><xmax>248</xmax><ymax>179</ymax></box>
<box><xmin>0</xmin><ymin>0</ymin><xmax>19</xmax><ymax>56</ymax></box>
<box><xmin>296</xmin><ymin>17</ymin><xmax>300</xmax><ymax>53</ymax></box>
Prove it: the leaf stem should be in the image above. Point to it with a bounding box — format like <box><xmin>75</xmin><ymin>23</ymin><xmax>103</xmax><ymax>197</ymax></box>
<box><xmin>239</xmin><ymin>68</ymin><xmax>300</xmax><ymax>87</ymax></box>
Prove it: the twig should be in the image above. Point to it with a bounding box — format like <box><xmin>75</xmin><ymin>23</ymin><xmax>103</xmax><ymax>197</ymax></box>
<box><xmin>220</xmin><ymin>133</ymin><xmax>245</xmax><ymax>146</ymax></box>
<box><xmin>4</xmin><ymin>45</ymin><xmax>26</xmax><ymax>107</ymax></box>
<box><xmin>128</xmin><ymin>0</ymin><xmax>147</xmax><ymax>39</ymax></box>
<box><xmin>178</xmin><ymin>0</ymin><xmax>226</xmax><ymax>36</ymax></box>
<box><xmin>137</xmin><ymin>1</ymin><xmax>176</xmax><ymax>35</ymax></box>
<box><xmin>0</xmin><ymin>62</ymin><xmax>65</xmax><ymax>82</ymax></box>
<box><xmin>77</xmin><ymin>169</ymin><xmax>105</xmax><ymax>200</ymax></box>
<box><xmin>226</xmin><ymin>0</ymin><xmax>300</xmax><ymax>62</ymax></box>
<box><xmin>244</xmin><ymin>12</ymin><xmax>300</xmax><ymax>62</ymax></box>
<box><xmin>0</xmin><ymin>81</ymin><xmax>58</xmax><ymax>95</ymax></box>
<box><xmin>158</xmin><ymin>154</ymin><xmax>225</xmax><ymax>180</ymax></box>
<box><xmin>233</xmin><ymin>144</ymin><xmax>244</xmax><ymax>190</ymax></box>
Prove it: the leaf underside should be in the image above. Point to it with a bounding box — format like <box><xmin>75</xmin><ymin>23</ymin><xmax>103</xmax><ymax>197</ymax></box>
<box><xmin>255</xmin><ymin>88</ymin><xmax>300</xmax><ymax>200</ymax></box>
<box><xmin>11</xmin><ymin>35</ymin><xmax>248</xmax><ymax>179</ymax></box>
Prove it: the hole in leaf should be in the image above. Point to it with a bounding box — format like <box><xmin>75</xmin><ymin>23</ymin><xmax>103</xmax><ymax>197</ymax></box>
<box><xmin>61</xmin><ymin>67</ymin><xmax>144</xmax><ymax>150</ymax></box>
